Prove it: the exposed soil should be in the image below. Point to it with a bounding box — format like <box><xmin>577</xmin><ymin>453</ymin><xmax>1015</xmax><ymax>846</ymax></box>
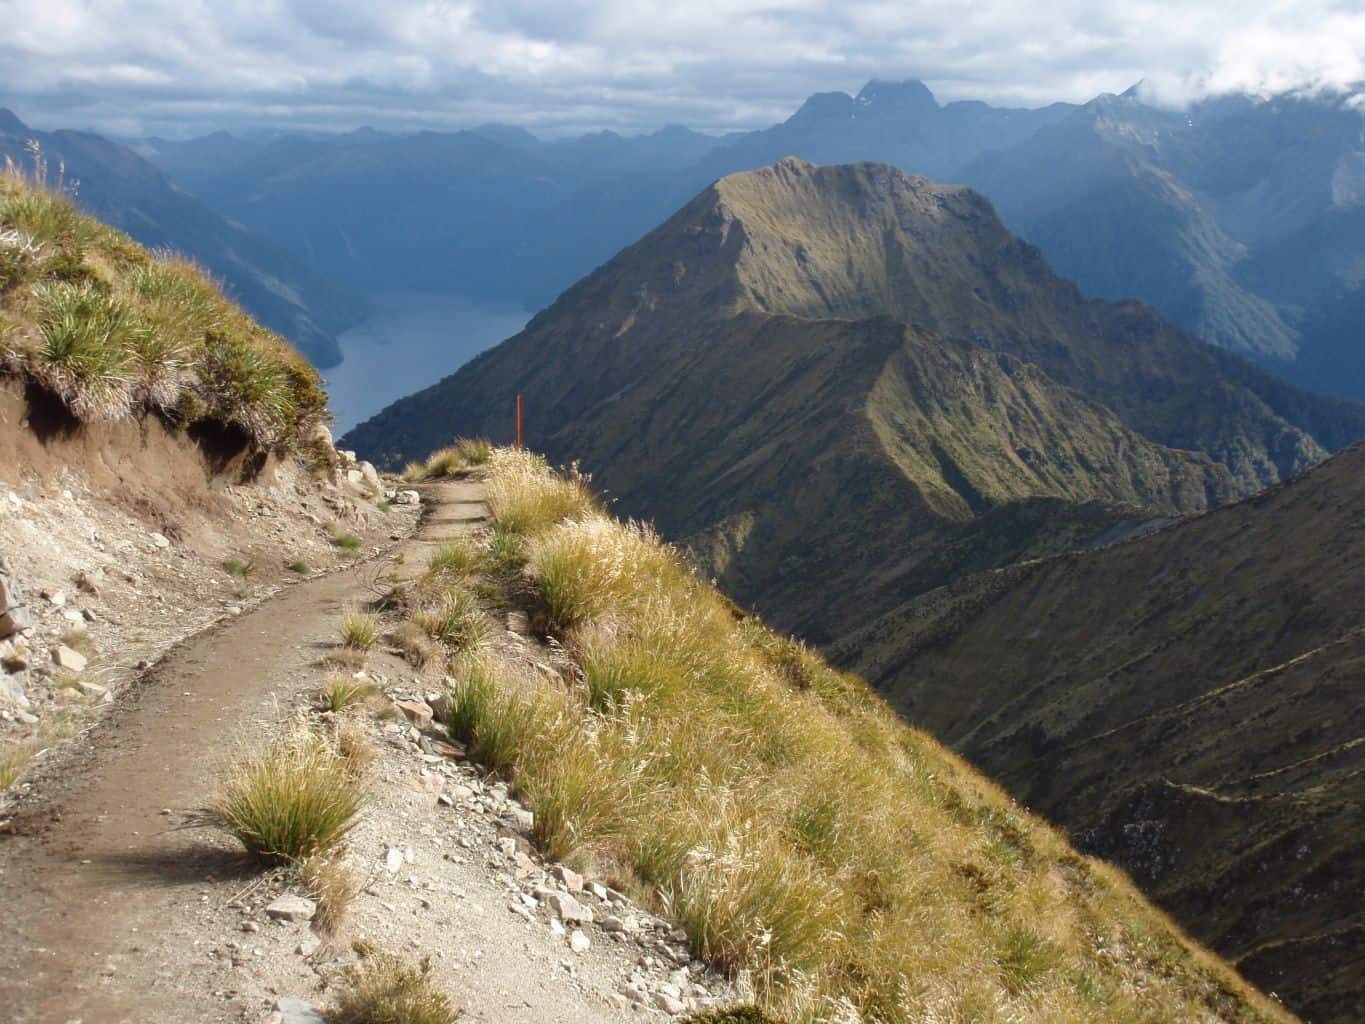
<box><xmin>0</xmin><ymin>475</ymin><xmax>734</xmax><ymax>1023</ymax></box>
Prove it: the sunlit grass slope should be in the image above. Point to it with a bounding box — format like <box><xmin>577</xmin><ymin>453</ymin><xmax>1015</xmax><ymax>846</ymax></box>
<box><xmin>416</xmin><ymin>447</ymin><xmax>1293</xmax><ymax>1024</ymax></box>
<box><xmin>0</xmin><ymin>162</ymin><xmax>325</xmax><ymax>449</ymax></box>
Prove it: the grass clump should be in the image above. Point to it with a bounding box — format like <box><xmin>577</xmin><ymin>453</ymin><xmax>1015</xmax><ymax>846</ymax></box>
<box><xmin>425</xmin><ymin>538</ymin><xmax>483</xmax><ymax>582</ymax></box>
<box><xmin>456</xmin><ymin>437</ymin><xmax>493</xmax><ymax>465</ymax></box>
<box><xmin>0</xmin><ymin>165</ymin><xmax>326</xmax><ymax>449</ymax></box>
<box><xmin>0</xmin><ymin>742</ymin><xmax>34</xmax><ymax>791</ymax></box>
<box><xmin>484</xmin><ymin>447</ymin><xmax>596</xmax><ymax>536</ymax></box>
<box><xmin>319</xmin><ymin>675</ymin><xmax>377</xmax><ymax>713</ymax></box>
<box><xmin>288</xmin><ymin>559</ymin><xmax>310</xmax><ymax>575</ymax></box>
<box><xmin>299</xmin><ymin>850</ymin><xmax>358</xmax><ymax>936</ymax></box>
<box><xmin>412</xmin><ymin>589</ymin><xmax>490</xmax><ymax>652</ymax></box>
<box><xmin>394</xmin><ymin>621</ymin><xmax>440</xmax><ymax>669</ymax></box>
<box><xmin>428</xmin><ymin>447</ymin><xmax>1294</xmax><ymax>1024</ymax></box>
<box><xmin>683</xmin><ymin>1007</ymin><xmax>787</xmax><ymax>1024</ymax></box>
<box><xmin>197</xmin><ymin>724</ymin><xmax>363</xmax><ymax>863</ymax></box>
<box><xmin>340</xmin><ymin>611</ymin><xmax>379</xmax><ymax>651</ymax></box>
<box><xmin>333</xmin><ymin>532</ymin><xmax>363</xmax><ymax>554</ymax></box>
<box><xmin>223</xmin><ymin>558</ymin><xmax>255</xmax><ymax>578</ymax></box>
<box><xmin>331</xmin><ymin>951</ymin><xmax>458</xmax><ymax>1024</ymax></box>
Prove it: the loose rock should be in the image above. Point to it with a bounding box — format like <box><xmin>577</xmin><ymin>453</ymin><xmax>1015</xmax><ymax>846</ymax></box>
<box><xmin>264</xmin><ymin>895</ymin><xmax>317</xmax><ymax>923</ymax></box>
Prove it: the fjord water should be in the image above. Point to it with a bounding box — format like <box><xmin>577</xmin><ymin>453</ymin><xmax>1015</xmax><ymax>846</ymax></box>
<box><xmin>323</xmin><ymin>291</ymin><xmax>529</xmax><ymax>434</ymax></box>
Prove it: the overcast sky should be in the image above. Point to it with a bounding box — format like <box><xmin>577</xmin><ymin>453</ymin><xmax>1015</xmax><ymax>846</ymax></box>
<box><xmin>2</xmin><ymin>0</ymin><xmax>1362</xmax><ymax>138</ymax></box>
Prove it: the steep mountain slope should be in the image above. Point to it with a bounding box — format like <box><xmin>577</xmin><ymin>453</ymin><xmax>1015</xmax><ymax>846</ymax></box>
<box><xmin>836</xmin><ymin>441</ymin><xmax>1365</xmax><ymax>1023</ymax></box>
<box><xmin>344</xmin><ymin>159</ymin><xmax>1365</xmax><ymax>640</ymax></box>
<box><xmin>961</xmin><ymin>89</ymin><xmax>1365</xmax><ymax>397</ymax></box>
<box><xmin>0</xmin><ymin>109</ymin><xmax>362</xmax><ymax>367</ymax></box>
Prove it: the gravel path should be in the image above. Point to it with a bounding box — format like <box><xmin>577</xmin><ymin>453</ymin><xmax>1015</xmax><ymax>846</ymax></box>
<box><xmin>0</xmin><ymin>477</ymin><xmax>732</xmax><ymax>1023</ymax></box>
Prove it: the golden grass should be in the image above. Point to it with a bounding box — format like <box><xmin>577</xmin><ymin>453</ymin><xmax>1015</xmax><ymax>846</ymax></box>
<box><xmin>340</xmin><ymin>610</ymin><xmax>380</xmax><ymax>651</ymax></box>
<box><xmin>298</xmin><ymin>850</ymin><xmax>358</xmax><ymax>936</ymax></box>
<box><xmin>426</xmin><ymin>448</ymin><xmax>1291</xmax><ymax>1024</ymax></box>
<box><xmin>196</xmin><ymin>723</ymin><xmax>363</xmax><ymax>863</ymax></box>
<box><xmin>484</xmin><ymin>447</ymin><xmax>597</xmax><ymax>535</ymax></box>
<box><xmin>319</xmin><ymin>675</ymin><xmax>377</xmax><ymax>713</ymax></box>
<box><xmin>0</xmin><ymin>741</ymin><xmax>34</xmax><ymax>791</ymax></box>
<box><xmin>331</xmin><ymin>951</ymin><xmax>459</xmax><ymax>1024</ymax></box>
<box><xmin>0</xmin><ymin>165</ymin><xmax>325</xmax><ymax>449</ymax></box>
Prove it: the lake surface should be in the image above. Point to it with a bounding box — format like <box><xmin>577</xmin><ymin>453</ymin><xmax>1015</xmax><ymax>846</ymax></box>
<box><xmin>323</xmin><ymin>291</ymin><xmax>530</xmax><ymax>435</ymax></box>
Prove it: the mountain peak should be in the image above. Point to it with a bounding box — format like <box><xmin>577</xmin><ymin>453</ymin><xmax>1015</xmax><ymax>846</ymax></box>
<box><xmin>0</xmin><ymin>108</ymin><xmax>28</xmax><ymax>136</ymax></box>
<box><xmin>856</xmin><ymin>78</ymin><xmax>939</xmax><ymax>113</ymax></box>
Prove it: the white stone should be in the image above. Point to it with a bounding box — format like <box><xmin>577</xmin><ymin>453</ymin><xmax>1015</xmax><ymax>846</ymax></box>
<box><xmin>264</xmin><ymin>895</ymin><xmax>317</xmax><ymax>922</ymax></box>
<box><xmin>272</xmin><ymin>997</ymin><xmax>326</xmax><ymax>1024</ymax></box>
<box><xmin>150</xmin><ymin>532</ymin><xmax>171</xmax><ymax>549</ymax></box>
<box><xmin>385</xmin><ymin>847</ymin><xmax>405</xmax><ymax>874</ymax></box>
<box><xmin>545</xmin><ymin>891</ymin><xmax>593</xmax><ymax>925</ymax></box>
<box><xmin>50</xmin><ymin>644</ymin><xmax>87</xmax><ymax>672</ymax></box>
<box><xmin>568</xmin><ymin>929</ymin><xmax>591</xmax><ymax>953</ymax></box>
<box><xmin>395</xmin><ymin>490</ymin><xmax>421</xmax><ymax>506</ymax></box>
<box><xmin>551</xmin><ymin>864</ymin><xmax>583</xmax><ymax>893</ymax></box>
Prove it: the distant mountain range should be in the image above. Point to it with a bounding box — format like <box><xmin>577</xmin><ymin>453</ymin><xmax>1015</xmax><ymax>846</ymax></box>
<box><xmin>0</xmin><ymin>109</ymin><xmax>362</xmax><ymax>367</ymax></box>
<box><xmin>115</xmin><ymin>78</ymin><xmax>1364</xmax><ymax>401</ymax></box>
<box><xmin>339</xmin><ymin>157</ymin><xmax>1362</xmax><ymax>1021</ymax></box>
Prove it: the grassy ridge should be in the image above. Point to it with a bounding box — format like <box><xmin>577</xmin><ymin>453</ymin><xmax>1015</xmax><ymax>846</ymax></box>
<box><xmin>0</xmin><ymin>165</ymin><xmax>325</xmax><ymax>449</ymax></box>
<box><xmin>409</xmin><ymin>448</ymin><xmax>1291</xmax><ymax>1024</ymax></box>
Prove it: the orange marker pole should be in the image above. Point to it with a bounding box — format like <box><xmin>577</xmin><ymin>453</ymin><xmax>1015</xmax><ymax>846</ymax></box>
<box><xmin>515</xmin><ymin>393</ymin><xmax>524</xmax><ymax>449</ymax></box>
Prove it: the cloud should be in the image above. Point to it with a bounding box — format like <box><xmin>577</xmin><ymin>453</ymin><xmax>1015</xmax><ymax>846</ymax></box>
<box><xmin>0</xmin><ymin>0</ymin><xmax>1361</xmax><ymax>137</ymax></box>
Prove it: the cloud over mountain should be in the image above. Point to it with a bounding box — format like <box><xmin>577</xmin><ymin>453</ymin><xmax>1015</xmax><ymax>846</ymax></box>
<box><xmin>3</xmin><ymin>1</ymin><xmax>1362</xmax><ymax>136</ymax></box>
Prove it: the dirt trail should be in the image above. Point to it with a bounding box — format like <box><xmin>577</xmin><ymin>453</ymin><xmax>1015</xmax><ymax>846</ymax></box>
<box><xmin>0</xmin><ymin>479</ymin><xmax>484</xmax><ymax>1023</ymax></box>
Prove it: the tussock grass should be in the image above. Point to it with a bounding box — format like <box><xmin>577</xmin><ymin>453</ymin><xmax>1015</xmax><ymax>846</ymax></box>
<box><xmin>0</xmin><ymin>741</ymin><xmax>34</xmax><ymax>791</ymax></box>
<box><xmin>457</xmin><ymin>437</ymin><xmax>493</xmax><ymax>465</ymax></box>
<box><xmin>288</xmin><ymin>559</ymin><xmax>310</xmax><ymax>574</ymax></box>
<box><xmin>427</xmin><ymin>449</ymin><xmax>1291</xmax><ymax>1024</ymax></box>
<box><xmin>528</xmin><ymin>515</ymin><xmax>678</xmax><ymax>633</ymax></box>
<box><xmin>331</xmin><ymin>951</ymin><xmax>459</xmax><ymax>1024</ymax></box>
<box><xmin>406</xmin><ymin>437</ymin><xmax>496</xmax><ymax>480</ymax></box>
<box><xmin>332</xmin><ymin>532</ymin><xmax>363</xmax><ymax>553</ymax></box>
<box><xmin>683</xmin><ymin>1009</ymin><xmax>786</xmax><ymax>1024</ymax></box>
<box><xmin>197</xmin><ymin>723</ymin><xmax>363</xmax><ymax>863</ymax></box>
<box><xmin>319</xmin><ymin>675</ymin><xmax>377</xmax><ymax>713</ymax></box>
<box><xmin>339</xmin><ymin>611</ymin><xmax>379</xmax><ymax>651</ymax></box>
<box><xmin>0</xmin><ymin>165</ymin><xmax>325</xmax><ymax>449</ymax></box>
<box><xmin>334</xmin><ymin>717</ymin><xmax>377</xmax><ymax>778</ymax></box>
<box><xmin>394</xmin><ymin>620</ymin><xmax>440</xmax><ymax>669</ymax></box>
<box><xmin>425</xmin><ymin>538</ymin><xmax>483</xmax><ymax>582</ymax></box>
<box><xmin>412</xmin><ymin>586</ymin><xmax>490</xmax><ymax>653</ymax></box>
<box><xmin>484</xmin><ymin>447</ymin><xmax>597</xmax><ymax>535</ymax></box>
<box><xmin>299</xmin><ymin>850</ymin><xmax>357</xmax><ymax>936</ymax></box>
<box><xmin>223</xmin><ymin>558</ymin><xmax>255</xmax><ymax>578</ymax></box>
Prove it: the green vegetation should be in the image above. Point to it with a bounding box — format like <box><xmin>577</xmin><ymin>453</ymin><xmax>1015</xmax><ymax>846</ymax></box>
<box><xmin>457</xmin><ymin>437</ymin><xmax>493</xmax><ymax>465</ymax></box>
<box><xmin>196</xmin><ymin>723</ymin><xmax>363</xmax><ymax>863</ymax></box>
<box><xmin>403</xmin><ymin>437</ymin><xmax>497</xmax><ymax>480</ymax></box>
<box><xmin>331</xmin><ymin>951</ymin><xmax>459</xmax><ymax>1024</ymax></box>
<box><xmin>332</xmin><ymin>532</ymin><xmax>363</xmax><ymax>553</ymax></box>
<box><xmin>287</xmin><ymin>559</ymin><xmax>310</xmax><ymax>574</ymax></box>
<box><xmin>319</xmin><ymin>675</ymin><xmax>377</xmax><ymax>713</ymax></box>
<box><xmin>683</xmin><ymin>1009</ymin><xmax>785</xmax><ymax>1024</ymax></box>
<box><xmin>298</xmin><ymin>850</ymin><xmax>357</xmax><ymax>936</ymax></box>
<box><xmin>0</xmin><ymin>163</ymin><xmax>326</xmax><ymax>448</ymax></box>
<box><xmin>0</xmin><ymin>741</ymin><xmax>34</xmax><ymax>791</ymax></box>
<box><xmin>412</xmin><ymin>587</ymin><xmax>489</xmax><ymax>653</ymax></box>
<box><xmin>425</xmin><ymin>538</ymin><xmax>483</xmax><ymax>582</ymax></box>
<box><xmin>419</xmin><ymin>447</ymin><xmax>1289</xmax><ymax>1024</ymax></box>
<box><xmin>223</xmin><ymin>558</ymin><xmax>255</xmax><ymax>578</ymax></box>
<box><xmin>339</xmin><ymin>610</ymin><xmax>379</xmax><ymax>651</ymax></box>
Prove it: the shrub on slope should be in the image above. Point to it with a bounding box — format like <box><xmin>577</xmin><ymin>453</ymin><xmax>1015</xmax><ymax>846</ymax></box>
<box><xmin>419</xmin><ymin>447</ymin><xmax>1291</xmax><ymax>1024</ymax></box>
<box><xmin>0</xmin><ymin>164</ymin><xmax>324</xmax><ymax>449</ymax></box>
